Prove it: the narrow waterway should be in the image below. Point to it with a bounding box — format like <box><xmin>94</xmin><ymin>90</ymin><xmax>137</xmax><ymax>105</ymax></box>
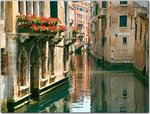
<box><xmin>25</xmin><ymin>52</ymin><xmax>148</xmax><ymax>113</ymax></box>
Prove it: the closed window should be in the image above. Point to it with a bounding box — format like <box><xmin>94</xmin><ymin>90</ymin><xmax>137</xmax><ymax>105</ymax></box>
<box><xmin>50</xmin><ymin>1</ymin><xmax>58</xmax><ymax>18</ymax></box>
<box><xmin>120</xmin><ymin>15</ymin><xmax>127</xmax><ymax>27</ymax></box>
<box><xmin>120</xmin><ymin>1</ymin><xmax>127</xmax><ymax>4</ymax></box>
<box><xmin>102</xmin><ymin>1</ymin><xmax>107</xmax><ymax>8</ymax></box>
<box><xmin>96</xmin><ymin>3</ymin><xmax>99</xmax><ymax>15</ymax></box>
<box><xmin>123</xmin><ymin>37</ymin><xmax>127</xmax><ymax>44</ymax></box>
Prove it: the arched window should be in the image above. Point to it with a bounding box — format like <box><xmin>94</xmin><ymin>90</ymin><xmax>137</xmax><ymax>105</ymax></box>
<box><xmin>42</xmin><ymin>47</ymin><xmax>46</xmax><ymax>78</ymax></box>
<box><xmin>48</xmin><ymin>45</ymin><xmax>54</xmax><ymax>75</ymax></box>
<box><xmin>19</xmin><ymin>50</ymin><xmax>28</xmax><ymax>86</ymax></box>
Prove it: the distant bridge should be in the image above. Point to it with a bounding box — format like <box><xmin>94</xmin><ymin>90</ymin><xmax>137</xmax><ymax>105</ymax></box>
<box><xmin>75</xmin><ymin>42</ymin><xmax>88</xmax><ymax>53</ymax></box>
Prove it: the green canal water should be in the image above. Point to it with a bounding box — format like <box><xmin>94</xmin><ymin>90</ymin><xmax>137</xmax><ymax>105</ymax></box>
<box><xmin>18</xmin><ymin>52</ymin><xmax>149</xmax><ymax>113</ymax></box>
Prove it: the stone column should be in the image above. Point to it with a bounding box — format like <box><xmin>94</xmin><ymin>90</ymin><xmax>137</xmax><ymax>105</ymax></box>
<box><xmin>18</xmin><ymin>1</ymin><xmax>26</xmax><ymax>15</ymax></box>
<box><xmin>30</xmin><ymin>1</ymin><xmax>33</xmax><ymax>15</ymax></box>
<box><xmin>7</xmin><ymin>35</ymin><xmax>18</xmax><ymax>100</ymax></box>
<box><xmin>5</xmin><ymin>1</ymin><xmax>18</xmax><ymax>33</ymax></box>
<box><xmin>33</xmin><ymin>1</ymin><xmax>39</xmax><ymax>16</ymax></box>
<box><xmin>58</xmin><ymin>1</ymin><xmax>65</xmax><ymax>25</ymax></box>
<box><xmin>26</xmin><ymin>1</ymin><xmax>33</xmax><ymax>15</ymax></box>
<box><xmin>44</xmin><ymin>0</ymin><xmax>50</xmax><ymax>17</ymax></box>
<box><xmin>5</xmin><ymin>1</ymin><xmax>19</xmax><ymax>101</ymax></box>
<box><xmin>39</xmin><ymin>1</ymin><xmax>45</xmax><ymax>16</ymax></box>
<box><xmin>46</xmin><ymin>41</ymin><xmax>48</xmax><ymax>74</ymax></box>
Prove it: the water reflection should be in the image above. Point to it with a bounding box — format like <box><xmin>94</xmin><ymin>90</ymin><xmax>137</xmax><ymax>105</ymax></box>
<box><xmin>29</xmin><ymin>52</ymin><xmax>148</xmax><ymax>113</ymax></box>
<box><xmin>69</xmin><ymin>52</ymin><xmax>91</xmax><ymax>112</ymax></box>
<box><xmin>89</xmin><ymin>54</ymin><xmax>148</xmax><ymax>113</ymax></box>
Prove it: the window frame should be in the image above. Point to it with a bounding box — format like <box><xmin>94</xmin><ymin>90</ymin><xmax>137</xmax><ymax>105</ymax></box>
<box><xmin>123</xmin><ymin>37</ymin><xmax>128</xmax><ymax>45</ymax></box>
<box><xmin>120</xmin><ymin>1</ymin><xmax>128</xmax><ymax>6</ymax></box>
<box><xmin>50</xmin><ymin>1</ymin><xmax>58</xmax><ymax>18</ymax></box>
<box><xmin>119</xmin><ymin>15</ymin><xmax>128</xmax><ymax>27</ymax></box>
<box><xmin>102</xmin><ymin>1</ymin><xmax>107</xmax><ymax>8</ymax></box>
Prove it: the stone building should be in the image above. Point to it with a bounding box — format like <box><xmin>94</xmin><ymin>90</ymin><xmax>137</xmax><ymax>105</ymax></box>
<box><xmin>0</xmin><ymin>1</ymin><xmax>76</xmax><ymax>112</ymax></box>
<box><xmin>133</xmin><ymin>1</ymin><xmax>149</xmax><ymax>76</ymax></box>
<box><xmin>72</xmin><ymin>2</ymin><xmax>90</xmax><ymax>47</ymax></box>
<box><xmin>90</xmin><ymin>0</ymin><xmax>135</xmax><ymax>64</ymax></box>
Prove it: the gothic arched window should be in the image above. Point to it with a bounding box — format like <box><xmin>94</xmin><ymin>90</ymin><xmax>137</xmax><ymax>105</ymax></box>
<box><xmin>19</xmin><ymin>50</ymin><xmax>28</xmax><ymax>86</ymax></box>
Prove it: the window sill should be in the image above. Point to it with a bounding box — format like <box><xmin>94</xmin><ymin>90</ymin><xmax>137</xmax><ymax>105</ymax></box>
<box><xmin>50</xmin><ymin>74</ymin><xmax>57</xmax><ymax>79</ymax></box>
<box><xmin>119</xmin><ymin>26</ymin><xmax>128</xmax><ymax>28</ymax></box>
<box><xmin>19</xmin><ymin>86</ymin><xmax>29</xmax><ymax>91</ymax></box>
<box><xmin>120</xmin><ymin>4</ymin><xmax>128</xmax><ymax>6</ymax></box>
<box><xmin>41</xmin><ymin>78</ymin><xmax>48</xmax><ymax>82</ymax></box>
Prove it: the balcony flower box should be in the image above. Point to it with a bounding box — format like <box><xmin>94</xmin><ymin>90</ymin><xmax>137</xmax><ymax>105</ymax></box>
<box><xmin>16</xmin><ymin>15</ymin><xmax>66</xmax><ymax>35</ymax></box>
<box><xmin>17</xmin><ymin>15</ymin><xmax>59</xmax><ymax>26</ymax></box>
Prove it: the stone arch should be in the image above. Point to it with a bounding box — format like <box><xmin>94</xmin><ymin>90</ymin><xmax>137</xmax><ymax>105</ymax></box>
<box><xmin>29</xmin><ymin>44</ymin><xmax>42</xmax><ymax>61</ymax></box>
<box><xmin>18</xmin><ymin>47</ymin><xmax>29</xmax><ymax>86</ymax></box>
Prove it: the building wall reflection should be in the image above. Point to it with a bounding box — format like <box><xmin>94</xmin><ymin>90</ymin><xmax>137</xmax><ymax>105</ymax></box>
<box><xmin>90</xmin><ymin>58</ymin><xmax>148</xmax><ymax>113</ymax></box>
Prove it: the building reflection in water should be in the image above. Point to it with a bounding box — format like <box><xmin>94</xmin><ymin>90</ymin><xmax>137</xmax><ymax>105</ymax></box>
<box><xmin>21</xmin><ymin>52</ymin><xmax>148</xmax><ymax>113</ymax></box>
<box><xmin>90</xmin><ymin>54</ymin><xmax>148</xmax><ymax>113</ymax></box>
<box><xmin>69</xmin><ymin>52</ymin><xmax>91</xmax><ymax>112</ymax></box>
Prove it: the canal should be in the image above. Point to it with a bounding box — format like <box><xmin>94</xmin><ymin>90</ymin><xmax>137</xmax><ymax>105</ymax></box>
<box><xmin>17</xmin><ymin>52</ymin><xmax>148</xmax><ymax>113</ymax></box>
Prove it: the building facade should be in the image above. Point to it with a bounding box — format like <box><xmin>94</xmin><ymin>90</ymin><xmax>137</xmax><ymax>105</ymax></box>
<box><xmin>133</xmin><ymin>1</ymin><xmax>149</xmax><ymax>76</ymax></box>
<box><xmin>73</xmin><ymin>2</ymin><xmax>90</xmax><ymax>47</ymax></box>
<box><xmin>0</xmin><ymin>1</ymin><xmax>76</xmax><ymax>112</ymax></box>
<box><xmin>90</xmin><ymin>0</ymin><xmax>135</xmax><ymax>64</ymax></box>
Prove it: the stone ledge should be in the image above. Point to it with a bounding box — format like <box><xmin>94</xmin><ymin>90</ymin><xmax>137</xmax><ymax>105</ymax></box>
<box><xmin>41</xmin><ymin>78</ymin><xmax>48</xmax><ymax>82</ymax></box>
<box><xmin>39</xmin><ymin>77</ymin><xmax>68</xmax><ymax>96</ymax></box>
<box><xmin>7</xmin><ymin>93</ymin><xmax>31</xmax><ymax>111</ymax></box>
<box><xmin>19</xmin><ymin>86</ymin><xmax>29</xmax><ymax>91</ymax></box>
<box><xmin>50</xmin><ymin>74</ymin><xmax>57</xmax><ymax>79</ymax></box>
